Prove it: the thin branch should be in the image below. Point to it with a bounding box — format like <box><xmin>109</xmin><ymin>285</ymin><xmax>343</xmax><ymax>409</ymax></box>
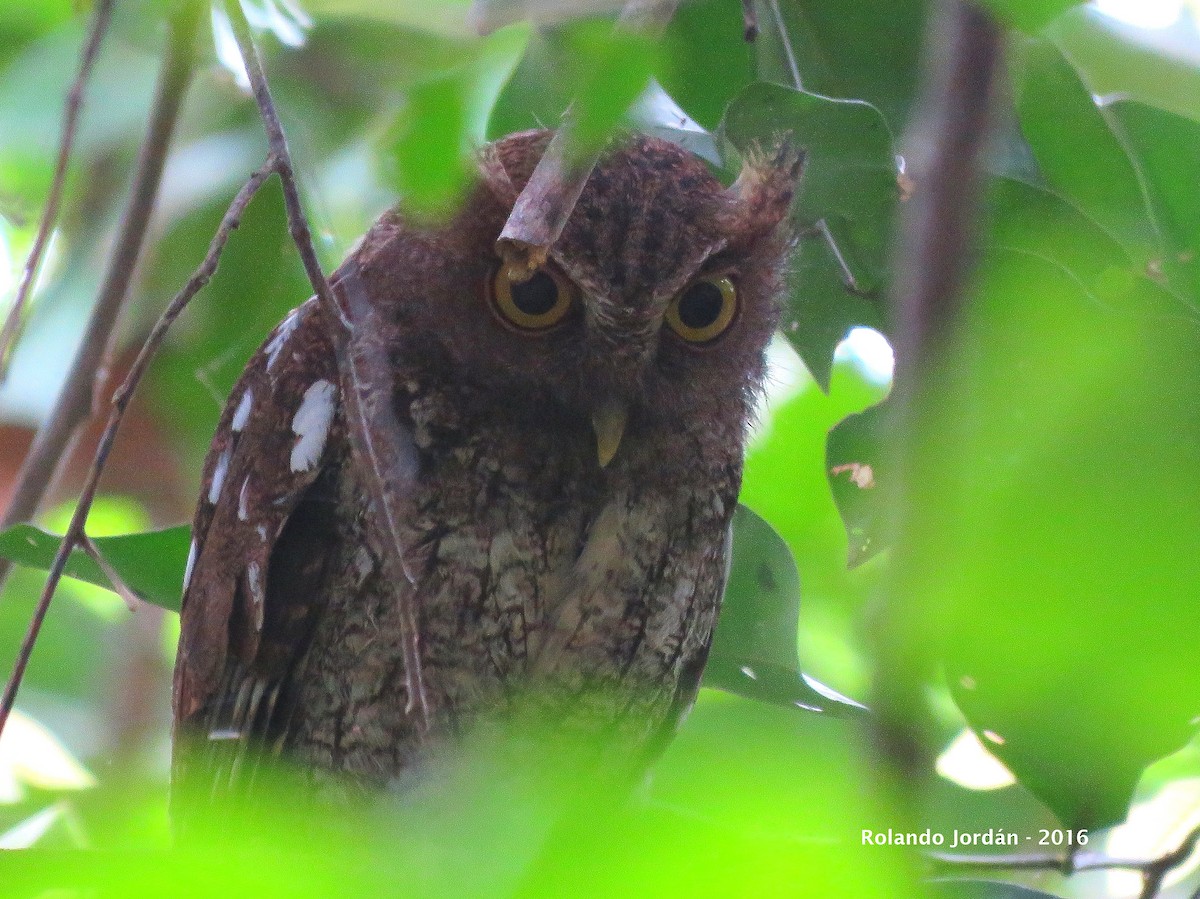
<box><xmin>80</xmin><ymin>533</ymin><xmax>140</xmax><ymax>612</ymax></box>
<box><xmin>0</xmin><ymin>0</ymin><xmax>117</xmax><ymax>380</ymax></box>
<box><xmin>867</xmin><ymin>0</ymin><xmax>1004</xmax><ymax>792</ymax></box>
<box><xmin>765</xmin><ymin>0</ymin><xmax>801</xmax><ymax>89</ymax></box>
<box><xmin>0</xmin><ymin>2</ymin><xmax>203</xmax><ymax>560</ymax></box>
<box><xmin>220</xmin><ymin>0</ymin><xmax>345</xmax><ymax>330</ymax></box>
<box><xmin>0</xmin><ymin>161</ymin><xmax>277</xmax><ymax>738</ymax></box>
<box><xmin>932</xmin><ymin>822</ymin><xmax>1200</xmax><ymax>899</ymax></box>
<box><xmin>331</xmin><ymin>263</ymin><xmax>430</xmax><ymax>725</ymax></box>
<box><xmin>220</xmin><ymin>0</ymin><xmax>434</xmax><ymax>730</ymax></box>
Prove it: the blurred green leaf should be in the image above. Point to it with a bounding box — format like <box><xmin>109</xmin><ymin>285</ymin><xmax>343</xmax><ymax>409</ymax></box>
<box><xmin>657</xmin><ymin>0</ymin><xmax>756</xmax><ymax>131</ymax></box>
<box><xmin>902</xmin><ymin>246</ymin><xmax>1200</xmax><ymax>828</ymax></box>
<box><xmin>1107</xmin><ymin>100</ymin><xmax>1200</xmax><ymax>297</ymax></box>
<box><xmin>382</xmin><ymin>23</ymin><xmax>528</xmax><ymax>217</ymax></box>
<box><xmin>978</xmin><ymin>0</ymin><xmax>1086</xmax><ymax>33</ymax></box>
<box><xmin>723</xmin><ymin>83</ymin><xmax>897</xmax><ymax>386</ymax></box>
<box><xmin>486</xmin><ymin>18</ymin><xmax>654</xmax><ymax>154</ymax></box>
<box><xmin>1049</xmin><ymin>6</ymin><xmax>1200</xmax><ymax>125</ymax></box>
<box><xmin>0</xmin><ymin>525</ymin><xmax>188</xmax><ymax>613</ymax></box>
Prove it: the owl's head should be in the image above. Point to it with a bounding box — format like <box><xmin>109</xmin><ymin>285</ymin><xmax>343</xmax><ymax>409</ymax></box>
<box><xmin>358</xmin><ymin>129</ymin><xmax>802</xmax><ymax>473</ymax></box>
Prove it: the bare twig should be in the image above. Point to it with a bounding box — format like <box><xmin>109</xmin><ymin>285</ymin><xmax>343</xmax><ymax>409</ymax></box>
<box><xmin>867</xmin><ymin>0</ymin><xmax>1004</xmax><ymax>791</ymax></box>
<box><xmin>220</xmin><ymin>0</ymin><xmax>433</xmax><ymax>731</ymax></box>
<box><xmin>0</xmin><ymin>161</ymin><xmax>276</xmax><ymax>737</ymax></box>
<box><xmin>497</xmin><ymin>0</ymin><xmax>679</xmax><ymax>275</ymax></box>
<box><xmin>0</xmin><ymin>0</ymin><xmax>117</xmax><ymax>379</ymax></box>
<box><xmin>220</xmin><ymin>0</ymin><xmax>345</xmax><ymax>330</ymax></box>
<box><xmin>331</xmin><ymin>263</ymin><xmax>430</xmax><ymax>725</ymax></box>
<box><xmin>932</xmin><ymin>822</ymin><xmax>1200</xmax><ymax>899</ymax></box>
<box><xmin>79</xmin><ymin>534</ymin><xmax>141</xmax><ymax>612</ymax></box>
<box><xmin>0</xmin><ymin>2</ymin><xmax>203</xmax><ymax>551</ymax></box>
<box><xmin>764</xmin><ymin>0</ymin><xmax>800</xmax><ymax>88</ymax></box>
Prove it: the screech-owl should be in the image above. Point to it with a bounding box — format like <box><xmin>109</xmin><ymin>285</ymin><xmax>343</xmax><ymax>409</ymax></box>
<box><xmin>172</xmin><ymin>129</ymin><xmax>801</xmax><ymax>813</ymax></box>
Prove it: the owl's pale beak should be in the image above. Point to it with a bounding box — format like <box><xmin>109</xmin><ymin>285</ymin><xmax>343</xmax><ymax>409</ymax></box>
<box><xmin>592</xmin><ymin>399</ymin><xmax>628</xmax><ymax>468</ymax></box>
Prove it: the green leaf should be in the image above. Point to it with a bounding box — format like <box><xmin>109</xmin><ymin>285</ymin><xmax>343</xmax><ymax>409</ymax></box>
<box><xmin>1014</xmin><ymin>39</ymin><xmax>1166</xmax><ymax>265</ymax></box>
<box><xmin>382</xmin><ymin>24</ymin><xmax>529</xmax><ymax>218</ymax></box>
<box><xmin>753</xmin><ymin>0</ymin><xmax>925</xmax><ymax>131</ymax></box>
<box><xmin>722</xmin><ymin>83</ymin><xmax>897</xmax><ymax>386</ymax></box>
<box><xmin>657</xmin><ymin>0</ymin><xmax>757</xmax><ymax>132</ymax></box>
<box><xmin>1106</xmin><ymin>100</ymin><xmax>1200</xmax><ymax>298</ymax></box>
<box><xmin>0</xmin><ymin>525</ymin><xmax>189</xmax><ymax>613</ymax></box>
<box><xmin>902</xmin><ymin>246</ymin><xmax>1200</xmax><ymax>828</ymax></box>
<box><xmin>977</xmin><ymin>0</ymin><xmax>1086</xmax><ymax>33</ymax></box>
<box><xmin>826</xmin><ymin>404</ymin><xmax>888</xmax><ymax>568</ymax></box>
<box><xmin>705</xmin><ymin>505</ymin><xmax>866</xmax><ymax>715</ymax></box>
<box><xmin>1049</xmin><ymin>7</ymin><xmax>1200</xmax><ymax>125</ymax></box>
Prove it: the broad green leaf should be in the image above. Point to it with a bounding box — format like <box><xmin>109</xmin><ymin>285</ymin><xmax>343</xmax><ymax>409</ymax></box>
<box><xmin>382</xmin><ymin>24</ymin><xmax>529</xmax><ymax>218</ymax></box>
<box><xmin>657</xmin><ymin>0</ymin><xmax>757</xmax><ymax>132</ymax></box>
<box><xmin>0</xmin><ymin>524</ymin><xmax>189</xmax><ymax>613</ymax></box>
<box><xmin>1049</xmin><ymin>6</ymin><xmax>1200</xmax><ymax>125</ymax></box>
<box><xmin>1106</xmin><ymin>100</ymin><xmax>1200</xmax><ymax>298</ymax></box>
<box><xmin>754</xmin><ymin>0</ymin><xmax>925</xmax><ymax>132</ymax></box>
<box><xmin>723</xmin><ymin>83</ymin><xmax>898</xmax><ymax>387</ymax></box>
<box><xmin>706</xmin><ymin>505</ymin><xmax>866</xmax><ymax>715</ymax></box>
<box><xmin>1014</xmin><ymin>39</ymin><xmax>1165</xmax><ymax>267</ymax></box>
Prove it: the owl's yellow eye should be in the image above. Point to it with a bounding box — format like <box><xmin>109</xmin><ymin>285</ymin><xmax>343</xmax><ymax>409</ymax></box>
<box><xmin>665</xmin><ymin>276</ymin><xmax>737</xmax><ymax>343</ymax></box>
<box><xmin>490</xmin><ymin>262</ymin><xmax>575</xmax><ymax>331</ymax></box>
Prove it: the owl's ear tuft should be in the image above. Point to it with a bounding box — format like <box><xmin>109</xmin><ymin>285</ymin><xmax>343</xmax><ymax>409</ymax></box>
<box><xmin>723</xmin><ymin>137</ymin><xmax>805</xmax><ymax>238</ymax></box>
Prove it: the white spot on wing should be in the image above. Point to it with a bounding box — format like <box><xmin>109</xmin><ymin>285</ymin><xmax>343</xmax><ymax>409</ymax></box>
<box><xmin>290</xmin><ymin>379</ymin><xmax>336</xmax><ymax>472</ymax></box>
<box><xmin>264</xmin><ymin>308</ymin><xmax>301</xmax><ymax>371</ymax></box>
<box><xmin>237</xmin><ymin>476</ymin><xmax>251</xmax><ymax>520</ymax></box>
<box><xmin>231</xmin><ymin>389</ymin><xmax>253</xmax><ymax>432</ymax></box>
<box><xmin>256</xmin><ymin>525</ymin><xmax>268</xmax><ymax>541</ymax></box>
<box><xmin>208</xmin><ymin>448</ymin><xmax>231</xmax><ymax>504</ymax></box>
<box><xmin>247</xmin><ymin>561</ymin><xmax>265</xmax><ymax>631</ymax></box>
<box><xmin>183</xmin><ymin>539</ymin><xmax>197</xmax><ymax>592</ymax></box>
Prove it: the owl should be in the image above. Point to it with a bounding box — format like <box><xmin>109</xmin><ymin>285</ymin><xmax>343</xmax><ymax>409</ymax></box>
<box><xmin>172</xmin><ymin>129</ymin><xmax>801</xmax><ymax>814</ymax></box>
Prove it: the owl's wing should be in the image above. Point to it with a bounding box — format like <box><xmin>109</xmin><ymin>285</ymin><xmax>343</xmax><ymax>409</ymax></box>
<box><xmin>172</xmin><ymin>297</ymin><xmax>344</xmax><ymax>799</ymax></box>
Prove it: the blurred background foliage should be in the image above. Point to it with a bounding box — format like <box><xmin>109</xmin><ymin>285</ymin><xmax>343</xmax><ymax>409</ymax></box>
<box><xmin>0</xmin><ymin>0</ymin><xmax>1199</xmax><ymax>896</ymax></box>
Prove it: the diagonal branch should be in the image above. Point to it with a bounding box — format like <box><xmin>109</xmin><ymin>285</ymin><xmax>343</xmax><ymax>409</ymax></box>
<box><xmin>0</xmin><ymin>1</ymin><xmax>203</xmax><ymax>571</ymax></box>
<box><xmin>0</xmin><ymin>160</ymin><xmax>277</xmax><ymax>737</ymax></box>
<box><xmin>868</xmin><ymin>0</ymin><xmax>1005</xmax><ymax>792</ymax></box>
<box><xmin>0</xmin><ymin>0</ymin><xmax>117</xmax><ymax>380</ymax></box>
<box><xmin>221</xmin><ymin>0</ymin><xmax>432</xmax><ymax>733</ymax></box>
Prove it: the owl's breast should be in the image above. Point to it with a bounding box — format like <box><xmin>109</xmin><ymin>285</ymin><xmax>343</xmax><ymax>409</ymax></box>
<box><xmin>402</xmin><ymin>378</ymin><xmax>604</xmax><ymax>688</ymax></box>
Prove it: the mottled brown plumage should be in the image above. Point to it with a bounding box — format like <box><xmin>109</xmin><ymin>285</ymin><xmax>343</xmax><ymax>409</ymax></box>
<box><xmin>172</xmin><ymin>130</ymin><xmax>800</xmax><ymax>814</ymax></box>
